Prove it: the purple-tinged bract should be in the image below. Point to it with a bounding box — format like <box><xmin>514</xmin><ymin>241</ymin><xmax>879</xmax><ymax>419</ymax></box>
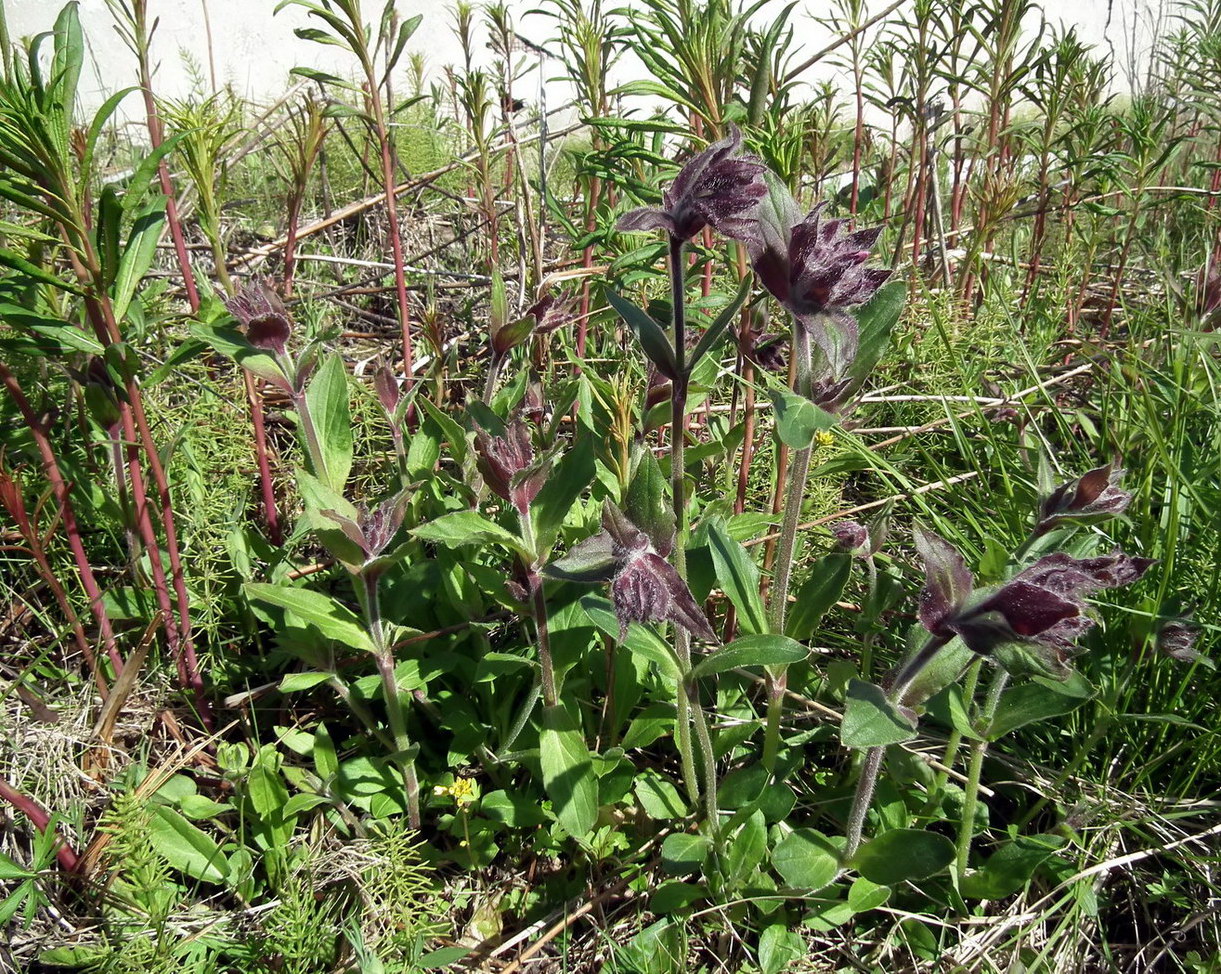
<box><xmin>1038</xmin><ymin>464</ymin><xmax>1132</xmax><ymax>529</ymax></box>
<box><xmin>474</xmin><ymin>420</ymin><xmax>546</xmax><ymax>516</ymax></box>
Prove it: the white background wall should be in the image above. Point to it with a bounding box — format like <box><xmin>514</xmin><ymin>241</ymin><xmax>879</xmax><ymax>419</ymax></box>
<box><xmin>4</xmin><ymin>0</ymin><xmax>1166</xmax><ymax>121</ymax></box>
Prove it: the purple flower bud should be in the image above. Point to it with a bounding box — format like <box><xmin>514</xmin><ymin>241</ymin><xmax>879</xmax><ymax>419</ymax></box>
<box><xmin>740</xmin><ymin>318</ymin><xmax>788</xmax><ymax>374</ymax></box>
<box><xmin>831</xmin><ymin>520</ymin><xmax>869</xmax><ymax>554</ymax></box>
<box><xmin>373</xmin><ymin>364</ymin><xmax>401</xmax><ymax>416</ymax></box>
<box><xmin>914</xmin><ymin>526</ymin><xmax>975</xmax><ymax>636</ymax></box>
<box><xmin>320</xmin><ymin>493</ymin><xmax>407</xmax><ymax>568</ymax></box>
<box><xmin>474</xmin><ymin>420</ymin><xmax>546</xmax><ymax>516</ymax></box>
<box><xmin>617</xmin><ymin>125</ymin><xmax>769</xmax><ymax>245</ymax></box>
<box><xmin>1038</xmin><ymin>464</ymin><xmax>1132</xmax><ymax>529</ymax></box>
<box><xmin>225</xmin><ymin>279</ymin><xmax>293</xmax><ymax>356</ymax></box>
<box><xmin>526</xmin><ymin>292</ymin><xmax>577</xmax><ymax>335</ymax></box>
<box><xmin>747</xmin><ymin>183</ymin><xmax>889</xmax><ymax>382</ymax></box>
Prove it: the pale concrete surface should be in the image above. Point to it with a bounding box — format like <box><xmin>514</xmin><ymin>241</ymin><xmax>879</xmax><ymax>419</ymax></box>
<box><xmin>3</xmin><ymin>0</ymin><xmax>1164</xmax><ymax>119</ymax></box>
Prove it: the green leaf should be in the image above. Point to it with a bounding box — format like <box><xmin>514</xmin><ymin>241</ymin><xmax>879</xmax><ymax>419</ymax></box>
<box><xmin>960</xmin><ymin>834</ymin><xmax>1066</xmax><ymax>900</ymax></box>
<box><xmin>581</xmin><ymin>595</ymin><xmax>682</xmax><ymax>679</ymax></box>
<box><xmin>660</xmin><ymin>833</ymin><xmax>709</xmax><ymax>876</ymax></box>
<box><xmin>52</xmin><ymin>2</ymin><xmax>83</xmax><ymax>120</ymax></box>
<box><xmin>95</xmin><ymin>184</ymin><xmax>122</xmax><ymax>288</ymax></box>
<box><xmin>840</xmin><ymin>680</ymin><xmax>916</xmax><ymax>748</ymax></box>
<box><xmin>633</xmin><ymin>771</ymin><xmax>688</xmax><ymax>820</ymax></box>
<box><xmin>690</xmin><ymin>634</ymin><xmax>807</xmax><ymax>680</ymax></box>
<box><xmin>786</xmin><ymin>553</ymin><xmax>851</xmax><ymax>640</ymax></box>
<box><xmin>177</xmin><ymin>795</ymin><xmax>229</xmax><ymax>820</ymax></box>
<box><xmin>480</xmin><ymin>790</ymin><xmax>550</xmax><ymax>828</ymax></box>
<box><xmin>282</xmin><ymin>793</ymin><xmax>329</xmax><ymax>818</ymax></box>
<box><xmin>846</xmin><ymin>280</ymin><xmax>906</xmax><ymax>391</ymax></box>
<box><xmin>650</xmin><ymin>880</ymin><xmax>704</xmax><ymax>915</ymax></box>
<box><xmin>0</xmin><ymin>880</ymin><xmax>33</xmax><ymax>927</ymax></box>
<box><xmin>244</xmin><ymin>583</ymin><xmax>374</xmax><ymax>653</ymax></box>
<box><xmin>412</xmin><ymin>510</ymin><xmax>525</xmax><ymax>555</ymax></box>
<box><xmin>688</xmin><ymin>276</ymin><xmax>752</xmax><ymax>371</ymax></box>
<box><xmin>246</xmin><ymin>760</ymin><xmax>290</xmax><ymax>821</ymax></box>
<box><xmin>758</xmin><ymin>924</ymin><xmax>804</xmax><ymax>974</ymax></box>
<box><xmin>190</xmin><ymin>320</ymin><xmax>289</xmax><ymax>389</ymax></box>
<box><xmin>847</xmin><ymin>876</ymin><xmax>891</xmax><ymax>913</ymax></box>
<box><xmin>0</xmin><ymin>305</ymin><xmax>102</xmax><ymax>354</ymax></box>
<box><xmin>305</xmin><ymin>354</ymin><xmax>353</xmax><ymax>492</ymax></box>
<box><xmin>705</xmin><ymin>517</ymin><xmax>767</xmax><ymax>635</ymax></box>
<box><xmin>0</xmin><ymin>247</ymin><xmax>82</xmax><ymax>295</ymax></box>
<box><xmin>418</xmin><ymin>395</ymin><xmax>468</xmax><ymax>464</ymax></box>
<box><xmin>0</xmin><ymin>852</ymin><xmax>34</xmax><ymax>881</ymax></box>
<box><xmin>531</xmin><ymin>434</ymin><xmax>595</xmax><ymax>547</ymax></box>
<box><xmin>606</xmin><ymin>289</ymin><xmax>679</xmax><ymax>380</ymax></box>
<box><xmin>623</xmin><ymin>444</ymin><xmax>674</xmax><ymax>549</ymax></box>
<box><xmin>547</xmin><ymin>535</ymin><xmax>618</xmax><ymax>583</ymax></box>
<box><xmin>772</xmin><ymin>828</ymin><xmax>839</xmax><ymax>890</ymax></box>
<box><xmin>727</xmin><ymin>810</ymin><xmax>768</xmax><ymax>886</ymax></box>
<box><xmin>419</xmin><ymin>947</ymin><xmax>470</xmax><ymax>969</ymax></box>
<box><xmin>986</xmin><ymin>682</ymin><xmax>1092</xmax><ymax>740</ymax></box>
<box><xmin>147</xmin><ymin>806</ymin><xmax>229</xmax><ymax>883</ymax></box>
<box><xmin>112</xmin><ymin>198</ymin><xmax>166</xmax><ymax>323</ymax></box>
<box><xmin>539</xmin><ymin>705</ymin><xmax>598</xmax><ymax>837</ymax></box>
<box><xmin>852</xmin><ymin>829</ymin><xmax>955</xmax><ymax>885</ymax></box>
<box><xmin>768</xmin><ymin>381</ymin><xmax>834</xmax><ymax>449</ymax></box>
<box><xmin>314</xmin><ymin>723</ymin><xmax>339</xmax><ymax>781</ymax></box>
<box><xmin>278</xmin><ymin>671</ymin><xmax>333</xmax><ymax>693</ymax></box>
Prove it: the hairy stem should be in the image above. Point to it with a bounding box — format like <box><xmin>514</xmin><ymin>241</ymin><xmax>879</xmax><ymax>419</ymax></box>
<box><xmin>362</xmin><ymin>572</ymin><xmax>421</xmax><ymax>830</ymax></box>
<box><xmin>761</xmin><ymin>322</ymin><xmax>815</xmax><ymax>773</ymax></box>
<box><xmin>955</xmin><ymin>668</ymin><xmax>1009</xmax><ymax>881</ymax></box>
<box><xmin>844</xmin><ymin>632</ymin><xmax>953</xmax><ymax>859</ymax></box>
<box><xmin>668</xmin><ymin>235</ymin><xmax>702</xmax><ymax>807</ymax></box>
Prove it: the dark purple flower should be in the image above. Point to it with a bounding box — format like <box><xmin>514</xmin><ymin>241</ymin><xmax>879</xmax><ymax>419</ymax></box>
<box><xmin>740</xmin><ymin>314</ymin><xmax>787</xmax><ymax>374</ymax></box>
<box><xmin>1038</xmin><ymin>464</ymin><xmax>1132</xmax><ymax>530</ymax></box>
<box><xmin>225</xmin><ymin>279</ymin><xmax>293</xmax><ymax>356</ymax></box>
<box><xmin>617</xmin><ymin>125</ymin><xmax>768</xmax><ymax>245</ymax></box>
<box><xmin>474</xmin><ymin>419</ymin><xmax>547</xmax><ymax>516</ymax></box>
<box><xmin>917</xmin><ymin>531</ymin><xmax>1154</xmax><ymax>677</ymax></box>
<box><xmin>748</xmin><ymin>182</ymin><xmax>889</xmax><ymax>381</ymax></box>
<box><xmin>546</xmin><ymin>501</ymin><xmax>716</xmax><ymax>643</ymax></box>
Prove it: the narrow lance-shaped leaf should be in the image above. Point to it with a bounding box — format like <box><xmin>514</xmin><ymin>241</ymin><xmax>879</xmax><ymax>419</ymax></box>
<box><xmin>606</xmin><ymin>290</ymin><xmax>679</xmax><ymax>380</ymax></box>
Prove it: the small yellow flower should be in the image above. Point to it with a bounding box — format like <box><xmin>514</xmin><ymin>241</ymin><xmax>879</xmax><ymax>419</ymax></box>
<box><xmin>814</xmin><ymin>430</ymin><xmax>836</xmax><ymax>449</ymax></box>
<box><xmin>450</xmin><ymin>777</ymin><xmax>477</xmax><ymax>807</ymax></box>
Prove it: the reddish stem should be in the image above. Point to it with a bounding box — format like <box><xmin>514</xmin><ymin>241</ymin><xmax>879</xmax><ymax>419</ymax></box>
<box><xmin>0</xmin><ymin>362</ymin><xmax>123</xmax><ymax>677</ymax></box>
<box><xmin>0</xmin><ymin>780</ymin><xmax>80</xmax><ymax>873</ymax></box>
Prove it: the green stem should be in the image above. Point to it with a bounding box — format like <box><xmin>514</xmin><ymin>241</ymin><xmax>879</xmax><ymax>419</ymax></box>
<box><xmin>955</xmin><ymin>669</ymin><xmax>1009</xmax><ymax>882</ymax></box>
<box><xmin>921</xmin><ymin>657</ymin><xmax>983</xmax><ymax>818</ymax></box>
<box><xmin>843</xmin><ymin>632</ymin><xmax>953</xmax><ymax>860</ymax></box>
<box><xmin>844</xmin><ymin>744</ymin><xmax>885</xmax><ymax>860</ymax></box>
<box><xmin>761</xmin><ymin>322</ymin><xmax>815</xmax><ymax>774</ymax></box>
<box><xmin>291</xmin><ymin>388</ymin><xmax>329</xmax><ymax>483</ymax></box>
<box><xmin>668</xmin><ymin>234</ymin><xmax>702</xmax><ymax>807</ymax></box>
<box><xmin>860</xmin><ymin>556</ymin><xmax>879</xmax><ymax>679</ymax></box>
<box><xmin>361</xmin><ymin>572</ymin><xmax>421</xmax><ymax>829</ymax></box>
<box><xmin>519</xmin><ymin>507</ymin><xmax>558</xmax><ymax>709</ymax></box>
